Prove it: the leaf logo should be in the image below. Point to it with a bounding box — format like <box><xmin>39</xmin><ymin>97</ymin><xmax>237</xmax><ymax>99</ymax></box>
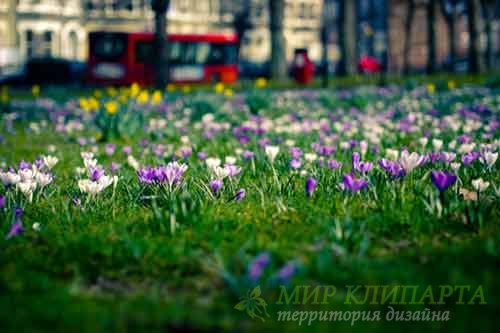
<box><xmin>234</xmin><ymin>286</ymin><xmax>270</xmax><ymax>322</ymax></box>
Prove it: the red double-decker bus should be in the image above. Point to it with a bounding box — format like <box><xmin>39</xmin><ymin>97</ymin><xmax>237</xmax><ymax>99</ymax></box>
<box><xmin>87</xmin><ymin>31</ymin><xmax>238</xmax><ymax>86</ymax></box>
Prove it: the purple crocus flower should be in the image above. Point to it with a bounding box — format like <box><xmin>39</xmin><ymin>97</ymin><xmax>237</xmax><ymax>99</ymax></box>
<box><xmin>0</xmin><ymin>195</ymin><xmax>5</xmax><ymax>209</ymax></box>
<box><xmin>110</xmin><ymin>162</ymin><xmax>121</xmax><ymax>173</ymax></box>
<box><xmin>305</xmin><ymin>177</ymin><xmax>317</xmax><ymax>198</ymax></box>
<box><xmin>352</xmin><ymin>152</ymin><xmax>373</xmax><ymax>174</ymax></box>
<box><xmin>277</xmin><ymin>262</ymin><xmax>296</xmax><ymax>282</ymax></box>
<box><xmin>290</xmin><ymin>159</ymin><xmax>301</xmax><ymax>170</ymax></box>
<box><xmin>210</xmin><ymin>179</ymin><xmax>223</xmax><ymax>194</ymax></box>
<box><xmin>224</xmin><ymin>164</ymin><xmax>242</xmax><ymax>177</ymax></box>
<box><xmin>290</xmin><ymin>147</ymin><xmax>302</xmax><ymax>159</ymax></box>
<box><xmin>138</xmin><ymin>167</ymin><xmax>156</xmax><ymax>184</ymax></box>
<box><xmin>73</xmin><ymin>197</ymin><xmax>81</xmax><ymax>206</ymax></box>
<box><xmin>248</xmin><ymin>252</ymin><xmax>270</xmax><ymax>281</ymax></box>
<box><xmin>327</xmin><ymin>159</ymin><xmax>342</xmax><ymax>170</ymax></box>
<box><xmin>5</xmin><ymin>207</ymin><xmax>23</xmax><ymax>240</ymax></box>
<box><xmin>18</xmin><ymin>160</ymin><xmax>31</xmax><ymax>170</ymax></box>
<box><xmin>234</xmin><ymin>188</ymin><xmax>246</xmax><ymax>202</ymax></box>
<box><xmin>430</xmin><ymin>170</ymin><xmax>457</xmax><ymax>192</ymax></box>
<box><xmin>242</xmin><ymin>150</ymin><xmax>254</xmax><ymax>160</ymax></box>
<box><xmin>343</xmin><ymin>173</ymin><xmax>369</xmax><ymax>192</ymax></box>
<box><xmin>378</xmin><ymin>159</ymin><xmax>405</xmax><ymax>179</ymax></box>
<box><xmin>89</xmin><ymin>166</ymin><xmax>105</xmax><ymax>181</ymax></box>
<box><xmin>34</xmin><ymin>159</ymin><xmax>44</xmax><ymax>170</ymax></box>
<box><xmin>197</xmin><ymin>151</ymin><xmax>207</xmax><ymax>161</ymax></box>
<box><xmin>122</xmin><ymin>146</ymin><xmax>132</xmax><ymax>155</ymax></box>
<box><xmin>105</xmin><ymin>144</ymin><xmax>116</xmax><ymax>156</ymax></box>
<box><xmin>461</xmin><ymin>151</ymin><xmax>480</xmax><ymax>166</ymax></box>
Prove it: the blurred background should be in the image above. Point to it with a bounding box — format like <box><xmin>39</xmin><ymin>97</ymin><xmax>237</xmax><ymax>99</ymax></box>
<box><xmin>0</xmin><ymin>0</ymin><xmax>499</xmax><ymax>85</ymax></box>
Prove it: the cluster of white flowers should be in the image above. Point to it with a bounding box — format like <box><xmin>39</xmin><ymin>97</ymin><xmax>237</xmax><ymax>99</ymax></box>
<box><xmin>77</xmin><ymin>152</ymin><xmax>118</xmax><ymax>195</ymax></box>
<box><xmin>0</xmin><ymin>155</ymin><xmax>57</xmax><ymax>202</ymax></box>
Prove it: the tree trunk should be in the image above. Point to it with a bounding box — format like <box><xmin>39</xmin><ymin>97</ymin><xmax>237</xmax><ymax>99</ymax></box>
<box><xmin>321</xmin><ymin>0</ymin><xmax>334</xmax><ymax>88</ymax></box>
<box><xmin>481</xmin><ymin>1</ymin><xmax>495</xmax><ymax>70</ymax></box>
<box><xmin>466</xmin><ymin>0</ymin><xmax>483</xmax><ymax>73</ymax></box>
<box><xmin>337</xmin><ymin>0</ymin><xmax>357</xmax><ymax>76</ymax></box>
<box><xmin>403</xmin><ymin>0</ymin><xmax>415</xmax><ymax>75</ymax></box>
<box><xmin>426</xmin><ymin>1</ymin><xmax>438</xmax><ymax>74</ymax></box>
<box><xmin>152</xmin><ymin>0</ymin><xmax>170</xmax><ymax>88</ymax></box>
<box><xmin>269</xmin><ymin>0</ymin><xmax>287</xmax><ymax>80</ymax></box>
<box><xmin>448</xmin><ymin>15</ymin><xmax>456</xmax><ymax>71</ymax></box>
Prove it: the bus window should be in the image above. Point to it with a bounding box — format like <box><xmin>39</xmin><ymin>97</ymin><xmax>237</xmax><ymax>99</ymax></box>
<box><xmin>207</xmin><ymin>44</ymin><xmax>237</xmax><ymax>65</ymax></box>
<box><xmin>92</xmin><ymin>33</ymin><xmax>127</xmax><ymax>60</ymax></box>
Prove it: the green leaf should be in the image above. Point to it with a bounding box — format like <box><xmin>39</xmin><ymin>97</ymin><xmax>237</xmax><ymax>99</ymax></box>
<box><xmin>250</xmin><ymin>285</ymin><xmax>261</xmax><ymax>298</ymax></box>
<box><xmin>234</xmin><ymin>300</ymin><xmax>248</xmax><ymax>311</ymax></box>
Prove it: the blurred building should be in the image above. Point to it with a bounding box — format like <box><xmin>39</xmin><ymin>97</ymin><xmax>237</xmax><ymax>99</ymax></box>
<box><xmin>0</xmin><ymin>0</ymin><xmax>231</xmax><ymax>62</ymax></box>
<box><xmin>225</xmin><ymin>0</ymin><xmax>324</xmax><ymax>63</ymax></box>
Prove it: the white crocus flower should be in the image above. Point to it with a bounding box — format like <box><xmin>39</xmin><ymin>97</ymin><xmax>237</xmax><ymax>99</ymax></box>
<box><xmin>472</xmin><ymin>178</ymin><xmax>490</xmax><ymax>192</ymax></box>
<box><xmin>225</xmin><ymin>156</ymin><xmax>237</xmax><ymax>165</ymax></box>
<box><xmin>480</xmin><ymin>151</ymin><xmax>498</xmax><ymax>170</ymax></box>
<box><xmin>17</xmin><ymin>180</ymin><xmax>37</xmax><ymax>202</ymax></box>
<box><xmin>265</xmin><ymin>145</ymin><xmax>280</xmax><ymax>163</ymax></box>
<box><xmin>35</xmin><ymin>172</ymin><xmax>53</xmax><ymax>187</ymax></box>
<box><xmin>386</xmin><ymin>148</ymin><xmax>399</xmax><ymax>160</ymax></box>
<box><xmin>212</xmin><ymin>166</ymin><xmax>229</xmax><ymax>179</ymax></box>
<box><xmin>42</xmin><ymin>155</ymin><xmax>59</xmax><ymax>169</ymax></box>
<box><xmin>0</xmin><ymin>171</ymin><xmax>21</xmax><ymax>186</ymax></box>
<box><xmin>432</xmin><ymin>139</ymin><xmax>443</xmax><ymax>151</ymax></box>
<box><xmin>419</xmin><ymin>137</ymin><xmax>428</xmax><ymax>147</ymax></box>
<box><xmin>83</xmin><ymin>158</ymin><xmax>98</xmax><ymax>170</ymax></box>
<box><xmin>205</xmin><ymin>157</ymin><xmax>221</xmax><ymax>170</ymax></box>
<box><xmin>399</xmin><ymin>150</ymin><xmax>425</xmax><ymax>174</ymax></box>
<box><xmin>18</xmin><ymin>168</ymin><xmax>34</xmax><ymax>182</ymax></box>
<box><xmin>127</xmin><ymin>155</ymin><xmax>140</xmax><ymax>171</ymax></box>
<box><xmin>305</xmin><ymin>153</ymin><xmax>317</xmax><ymax>163</ymax></box>
<box><xmin>450</xmin><ymin>162</ymin><xmax>461</xmax><ymax>171</ymax></box>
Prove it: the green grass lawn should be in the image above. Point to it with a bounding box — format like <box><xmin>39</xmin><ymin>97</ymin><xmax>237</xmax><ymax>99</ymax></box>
<box><xmin>0</xmin><ymin>82</ymin><xmax>499</xmax><ymax>332</ymax></box>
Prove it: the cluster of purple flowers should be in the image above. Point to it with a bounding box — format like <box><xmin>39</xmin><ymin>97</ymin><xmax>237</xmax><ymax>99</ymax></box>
<box><xmin>378</xmin><ymin>159</ymin><xmax>405</xmax><ymax>179</ymax></box>
<box><xmin>138</xmin><ymin>162</ymin><xmax>188</xmax><ymax>188</ymax></box>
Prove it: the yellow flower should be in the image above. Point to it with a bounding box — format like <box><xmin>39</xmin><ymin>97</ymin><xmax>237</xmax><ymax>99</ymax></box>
<box><xmin>88</xmin><ymin>97</ymin><xmax>100</xmax><ymax>112</ymax></box>
<box><xmin>255</xmin><ymin>77</ymin><xmax>267</xmax><ymax>88</ymax></box>
<box><xmin>137</xmin><ymin>90</ymin><xmax>149</xmax><ymax>104</ymax></box>
<box><xmin>95</xmin><ymin>132</ymin><xmax>103</xmax><ymax>141</ymax></box>
<box><xmin>427</xmin><ymin>84</ymin><xmax>435</xmax><ymax>94</ymax></box>
<box><xmin>166</xmin><ymin>83</ymin><xmax>176</xmax><ymax>92</ymax></box>
<box><xmin>79</xmin><ymin>98</ymin><xmax>89</xmax><ymax>111</ymax></box>
<box><xmin>32</xmin><ymin>85</ymin><xmax>40</xmax><ymax>97</ymax></box>
<box><xmin>151</xmin><ymin>90</ymin><xmax>162</xmax><ymax>105</ymax></box>
<box><xmin>182</xmin><ymin>85</ymin><xmax>191</xmax><ymax>94</ymax></box>
<box><xmin>448</xmin><ymin>80</ymin><xmax>456</xmax><ymax>90</ymax></box>
<box><xmin>104</xmin><ymin>101</ymin><xmax>119</xmax><ymax>114</ymax></box>
<box><xmin>224</xmin><ymin>88</ymin><xmax>233</xmax><ymax>97</ymax></box>
<box><xmin>214</xmin><ymin>82</ymin><xmax>225</xmax><ymax>94</ymax></box>
<box><xmin>107</xmin><ymin>87</ymin><xmax>118</xmax><ymax>97</ymax></box>
<box><xmin>130</xmin><ymin>83</ymin><xmax>140</xmax><ymax>97</ymax></box>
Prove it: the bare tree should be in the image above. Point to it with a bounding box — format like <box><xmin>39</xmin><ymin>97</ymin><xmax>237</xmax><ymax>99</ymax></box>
<box><xmin>151</xmin><ymin>0</ymin><xmax>170</xmax><ymax>87</ymax></box>
<box><xmin>439</xmin><ymin>0</ymin><xmax>460</xmax><ymax>71</ymax></box>
<box><xmin>231</xmin><ymin>1</ymin><xmax>253</xmax><ymax>57</ymax></box>
<box><xmin>321</xmin><ymin>0</ymin><xmax>335</xmax><ymax>87</ymax></box>
<box><xmin>466</xmin><ymin>0</ymin><xmax>484</xmax><ymax>73</ymax></box>
<box><xmin>337</xmin><ymin>0</ymin><xmax>357</xmax><ymax>76</ymax></box>
<box><xmin>480</xmin><ymin>0</ymin><xmax>499</xmax><ymax>69</ymax></box>
<box><xmin>403</xmin><ymin>0</ymin><xmax>416</xmax><ymax>74</ymax></box>
<box><xmin>426</xmin><ymin>0</ymin><xmax>439</xmax><ymax>73</ymax></box>
<box><xmin>269</xmin><ymin>0</ymin><xmax>287</xmax><ymax>80</ymax></box>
